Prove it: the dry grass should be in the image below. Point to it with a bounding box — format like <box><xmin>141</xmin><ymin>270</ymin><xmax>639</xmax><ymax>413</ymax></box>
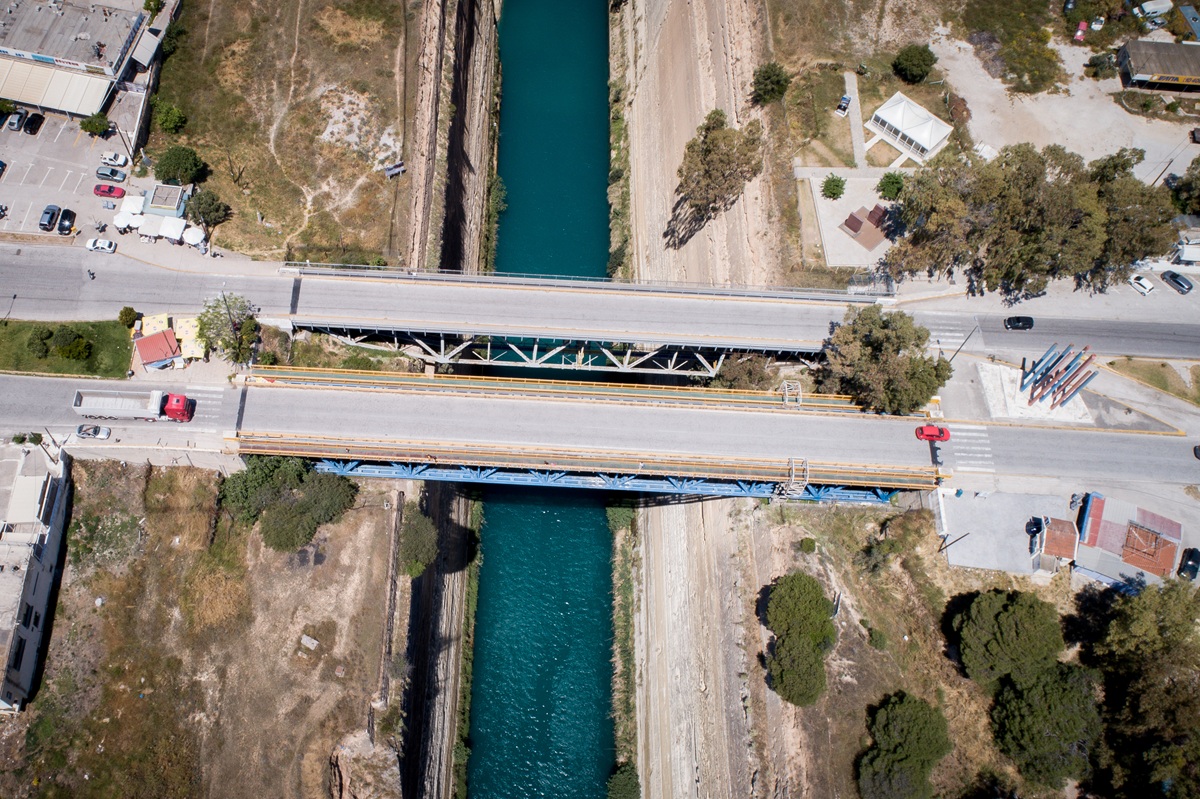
<box><xmin>866</xmin><ymin>139</ymin><xmax>903</xmax><ymax>167</ymax></box>
<box><xmin>1106</xmin><ymin>359</ymin><xmax>1200</xmax><ymax>406</ymax></box>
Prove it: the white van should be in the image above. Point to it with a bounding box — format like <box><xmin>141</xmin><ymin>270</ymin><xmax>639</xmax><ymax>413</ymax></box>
<box><xmin>1134</xmin><ymin>0</ymin><xmax>1174</xmax><ymax>18</ymax></box>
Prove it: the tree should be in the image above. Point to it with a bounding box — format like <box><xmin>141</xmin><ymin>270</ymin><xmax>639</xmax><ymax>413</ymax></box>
<box><xmin>606</xmin><ymin>761</ymin><xmax>640</xmax><ymax>799</ymax></box>
<box><xmin>220</xmin><ymin>457</ymin><xmax>356</xmax><ymax>551</ymax></box>
<box><xmin>857</xmin><ymin>692</ymin><xmax>952</xmax><ymax>799</ymax></box>
<box><xmin>80</xmin><ymin>112</ymin><xmax>110</xmax><ymax>137</ymax></box>
<box><xmin>710</xmin><ymin>354</ymin><xmax>774</xmax><ymax>390</ymax></box>
<box><xmin>821</xmin><ymin>174</ymin><xmax>846</xmax><ymax>199</ymax></box>
<box><xmin>0</xmin><ymin>99</ymin><xmax>14</xmax><ymax>115</ymax></box>
<box><xmin>197</xmin><ymin>292</ymin><xmax>256</xmax><ymax>361</ymax></box>
<box><xmin>154</xmin><ymin>145</ymin><xmax>204</xmax><ymax>185</ymax></box>
<box><xmin>819</xmin><ymin>305</ymin><xmax>951</xmax><ymax>415</ymax></box>
<box><xmin>751</xmin><ymin>62</ymin><xmax>791</xmax><ymax>105</ymax></box>
<box><xmin>953</xmin><ymin>589</ymin><xmax>1065</xmax><ymax>693</ymax></box>
<box><xmin>670</xmin><ymin>109</ymin><xmax>763</xmax><ymax>245</ymax></box>
<box><xmin>156</xmin><ymin>102</ymin><xmax>187</xmax><ymax>134</ymax></box>
<box><xmin>877</xmin><ymin>171</ymin><xmax>905</xmax><ymax>200</ymax></box>
<box><xmin>1173</xmin><ymin>153</ymin><xmax>1200</xmax><ymax>214</ymax></box>
<box><xmin>991</xmin><ymin>663</ymin><xmax>1101</xmax><ymax>788</ymax></box>
<box><xmin>186</xmin><ymin>189</ymin><xmax>232</xmax><ymax>235</ymax></box>
<box><xmin>399</xmin><ymin>501</ymin><xmax>439</xmax><ymax>578</ymax></box>
<box><xmin>765</xmin><ymin>572</ymin><xmax>836</xmax><ymax>706</ymax></box>
<box><xmin>1094</xmin><ymin>581</ymin><xmax>1200</xmax><ymax>799</ymax></box>
<box><xmin>893</xmin><ymin>44</ymin><xmax>938</xmax><ymax>84</ymax></box>
<box><xmin>220</xmin><ymin>456</ymin><xmax>309</xmax><ymax>523</ymax></box>
<box><xmin>118</xmin><ymin>306</ymin><xmax>138</xmax><ymax>327</ymax></box>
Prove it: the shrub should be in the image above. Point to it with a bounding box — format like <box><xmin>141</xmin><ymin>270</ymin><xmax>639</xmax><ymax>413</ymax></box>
<box><xmin>258</xmin><ymin>502</ymin><xmax>314</xmax><ymax>551</ymax></box>
<box><xmin>606</xmin><ymin>502</ymin><xmax>636</xmax><ymax>533</ymax></box>
<box><xmin>857</xmin><ymin>692</ymin><xmax>952</xmax><ymax>799</ymax></box>
<box><xmin>868</xmin><ymin>627</ymin><xmax>888</xmax><ymax>649</ymax></box>
<box><xmin>26</xmin><ymin>334</ymin><xmax>49</xmax><ymax>358</ymax></box>
<box><xmin>155</xmin><ymin>145</ymin><xmax>205</xmax><ymax>185</ymax></box>
<box><xmin>80</xmin><ymin>112</ymin><xmax>110</xmax><ymax>136</ymax></box>
<box><xmin>399</xmin><ymin>501</ymin><xmax>439</xmax><ymax>578</ymax></box>
<box><xmin>752</xmin><ymin>62</ymin><xmax>791</xmax><ymax>105</ymax></box>
<box><xmin>11</xmin><ymin>433</ymin><xmax>26</xmax><ymax>444</ymax></box>
<box><xmin>606</xmin><ymin>761</ymin><xmax>640</xmax><ymax>799</ymax></box>
<box><xmin>143</xmin><ymin>0</ymin><xmax>164</xmax><ymax>13</ymax></box>
<box><xmin>954</xmin><ymin>590</ymin><xmax>1065</xmax><ymax>692</ymax></box>
<box><xmin>156</xmin><ymin>103</ymin><xmax>187</xmax><ymax>134</ymax></box>
<box><xmin>821</xmin><ymin>174</ymin><xmax>846</xmax><ymax>199</ymax></box>
<box><xmin>50</xmin><ymin>326</ymin><xmax>80</xmax><ymax>350</ymax></box>
<box><xmin>29</xmin><ymin>325</ymin><xmax>52</xmax><ymax>342</ymax></box>
<box><xmin>769</xmin><ymin>634</ymin><xmax>826</xmax><ymax>706</ymax></box>
<box><xmin>798</xmin><ymin>537</ymin><xmax>817</xmax><ymax>554</ymax></box>
<box><xmin>220</xmin><ymin>456</ymin><xmax>309</xmax><ymax>523</ymax></box>
<box><xmin>892</xmin><ymin>44</ymin><xmax>938</xmax><ymax>84</ymax></box>
<box><xmin>257</xmin><ymin>351</ymin><xmax>278</xmax><ymax>366</ymax></box>
<box><xmin>765</xmin><ymin>572</ymin><xmax>836</xmax><ymax>706</ymax></box>
<box><xmin>118</xmin><ymin>306</ymin><xmax>138</xmax><ymax>327</ymax></box>
<box><xmin>27</xmin><ymin>432</ymin><xmax>42</xmax><ymax>445</ymax></box>
<box><xmin>57</xmin><ymin>337</ymin><xmax>92</xmax><ymax>361</ymax></box>
<box><xmin>877</xmin><ymin>171</ymin><xmax>905</xmax><ymax>201</ymax></box>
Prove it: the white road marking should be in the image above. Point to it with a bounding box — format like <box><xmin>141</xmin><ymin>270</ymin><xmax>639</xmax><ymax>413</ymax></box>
<box><xmin>59</xmin><ymin>171</ymin><xmax>72</xmax><ymax>190</ymax></box>
<box><xmin>39</xmin><ymin>167</ymin><xmax>54</xmax><ymax>186</ymax></box>
<box><xmin>954</xmin><ymin>466</ymin><xmax>995</xmax><ymax>473</ymax></box>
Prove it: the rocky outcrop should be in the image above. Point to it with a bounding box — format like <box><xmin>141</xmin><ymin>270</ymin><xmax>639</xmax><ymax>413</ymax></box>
<box><xmin>329</xmin><ymin>730</ymin><xmax>402</xmax><ymax>799</ymax></box>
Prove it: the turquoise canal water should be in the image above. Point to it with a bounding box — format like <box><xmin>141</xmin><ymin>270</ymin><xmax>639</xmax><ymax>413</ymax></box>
<box><xmin>466</xmin><ymin>1</ymin><xmax>615</xmax><ymax>797</ymax></box>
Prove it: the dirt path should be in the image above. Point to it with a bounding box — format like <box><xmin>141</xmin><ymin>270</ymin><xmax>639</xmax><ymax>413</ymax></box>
<box><xmin>625</xmin><ymin>0</ymin><xmax>772</xmax><ymax>287</ymax></box>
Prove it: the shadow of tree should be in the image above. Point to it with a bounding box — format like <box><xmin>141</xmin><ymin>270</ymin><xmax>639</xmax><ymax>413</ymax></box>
<box><xmin>663</xmin><ymin>195</ymin><xmax>710</xmax><ymax>250</ymax></box>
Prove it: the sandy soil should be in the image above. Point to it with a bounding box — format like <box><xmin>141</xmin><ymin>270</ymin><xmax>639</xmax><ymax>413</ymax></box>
<box><xmin>624</xmin><ymin>0</ymin><xmax>773</xmax><ymax>286</ymax></box>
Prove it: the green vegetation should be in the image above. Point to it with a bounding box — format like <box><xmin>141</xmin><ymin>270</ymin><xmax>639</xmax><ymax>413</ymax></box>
<box><xmin>891</xmin><ymin>44</ymin><xmax>937</xmax><ymax>84</ymax></box>
<box><xmin>79</xmin><ymin>112</ymin><xmax>110</xmax><ymax>136</ymax></box>
<box><xmin>886</xmin><ymin>145</ymin><xmax>1175</xmax><ymax>296</ymax></box>
<box><xmin>1106</xmin><ymin>359</ymin><xmax>1200</xmax><ymax>406</ymax></box>
<box><xmin>219</xmin><ymin>456</ymin><xmax>357</xmax><ymax>551</ymax></box>
<box><xmin>856</xmin><ymin>692</ymin><xmax>951</xmax><ymax>799</ymax></box>
<box><xmin>752</xmin><ymin>61</ymin><xmax>792</xmax><ymax>105</ymax></box>
<box><xmin>155</xmin><ymin>102</ymin><xmax>188</xmax><ymax>134</ymax></box>
<box><xmin>398</xmin><ymin>500</ymin><xmax>439</xmax><ymax>577</ymax></box>
<box><xmin>186</xmin><ymin>189</ymin><xmax>232</xmax><ymax>236</ymax></box>
<box><xmin>709</xmin><ymin>354</ymin><xmax>775</xmax><ymax>390</ymax></box>
<box><xmin>669</xmin><ymin>109</ymin><xmax>763</xmax><ymax>248</ymax></box>
<box><xmin>482</xmin><ymin>173</ymin><xmax>506</xmax><ymax>274</ymax></box>
<box><xmin>154</xmin><ymin>145</ymin><xmax>204</xmax><ymax>185</ymax></box>
<box><xmin>821</xmin><ymin>173</ymin><xmax>846</xmax><ymax>199</ymax></box>
<box><xmin>876</xmin><ymin>171</ymin><xmax>904</xmax><ymax>201</ymax></box>
<box><xmin>962</xmin><ymin>0</ymin><xmax>1060</xmax><ymax>93</ymax></box>
<box><xmin>954</xmin><ymin>589</ymin><xmax>1065</xmax><ymax>693</ymax></box>
<box><xmin>856</xmin><ymin>510</ymin><xmax>932</xmax><ymax>573</ymax></box>
<box><xmin>609</xmin><ymin>497</ymin><xmax>638</xmax><ymax>765</ymax></box>
<box><xmin>1093</xmin><ymin>581</ymin><xmax>1200</xmax><ymax>799</ymax></box>
<box><xmin>451</xmin><ymin>504</ymin><xmax>483</xmax><ymax>799</ymax></box>
<box><xmin>608</xmin><ymin>71</ymin><xmax>633</xmax><ymax>278</ymax></box>
<box><xmin>118</xmin><ymin>306</ymin><xmax>138</xmax><ymax>328</ymax></box>
<box><xmin>0</xmin><ymin>319</ymin><xmax>131</xmax><ymax>377</ymax></box>
<box><xmin>197</xmin><ymin>292</ymin><xmax>257</xmax><ymax>363</ymax></box>
<box><xmin>606</xmin><ymin>500</ymin><xmax>636</xmax><ymax>534</ymax></box>
<box><xmin>820</xmin><ymin>306</ymin><xmax>951</xmax><ymax>415</ymax></box>
<box><xmin>798</xmin><ymin>537</ymin><xmax>817</xmax><ymax>554</ymax></box>
<box><xmin>606</xmin><ymin>761</ymin><xmax>640</xmax><ymax>799</ymax></box>
<box><xmin>67</xmin><ymin>511</ymin><xmax>142</xmax><ymax>568</ymax></box>
<box><xmin>765</xmin><ymin>572</ymin><xmax>836</xmax><ymax>706</ymax></box>
<box><xmin>991</xmin><ymin>663</ymin><xmax>1101</xmax><ymax>787</ymax></box>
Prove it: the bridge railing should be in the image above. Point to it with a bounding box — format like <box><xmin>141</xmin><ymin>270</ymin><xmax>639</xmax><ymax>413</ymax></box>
<box><xmin>280</xmin><ymin>262</ymin><xmax>895</xmax><ymax>300</ymax></box>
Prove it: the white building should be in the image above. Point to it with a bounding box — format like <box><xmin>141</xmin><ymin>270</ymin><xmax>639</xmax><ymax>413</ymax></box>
<box><xmin>866</xmin><ymin>92</ymin><xmax>953</xmax><ymax>162</ymax></box>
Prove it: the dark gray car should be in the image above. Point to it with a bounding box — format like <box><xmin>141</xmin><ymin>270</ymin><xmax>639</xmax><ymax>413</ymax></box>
<box><xmin>95</xmin><ymin>166</ymin><xmax>126</xmax><ymax>182</ymax></box>
<box><xmin>1161</xmin><ymin>270</ymin><xmax>1193</xmax><ymax>295</ymax></box>
<box><xmin>38</xmin><ymin>204</ymin><xmax>60</xmax><ymax>231</ymax></box>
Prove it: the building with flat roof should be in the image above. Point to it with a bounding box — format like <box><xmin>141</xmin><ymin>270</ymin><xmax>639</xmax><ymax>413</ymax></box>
<box><xmin>0</xmin><ymin>0</ymin><xmax>159</xmax><ymax>116</ymax></box>
<box><xmin>1</xmin><ymin>450</ymin><xmax>69</xmax><ymax>714</ymax></box>
<box><xmin>1119</xmin><ymin>39</ymin><xmax>1200</xmax><ymax>91</ymax></box>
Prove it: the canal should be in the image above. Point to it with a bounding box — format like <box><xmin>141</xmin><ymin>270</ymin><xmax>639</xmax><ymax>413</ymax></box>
<box><xmin>466</xmin><ymin>1</ymin><xmax>616</xmax><ymax>797</ymax></box>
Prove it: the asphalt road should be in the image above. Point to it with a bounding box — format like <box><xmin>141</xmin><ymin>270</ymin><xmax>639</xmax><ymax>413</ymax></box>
<box><xmin>6</xmin><ymin>246</ymin><xmax>1200</xmax><ymax>357</ymax></box>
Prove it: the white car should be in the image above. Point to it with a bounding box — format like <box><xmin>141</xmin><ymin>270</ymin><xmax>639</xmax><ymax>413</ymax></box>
<box><xmin>85</xmin><ymin>238</ymin><xmax>116</xmax><ymax>253</ymax></box>
<box><xmin>1128</xmin><ymin>274</ymin><xmax>1155</xmax><ymax>296</ymax></box>
<box><xmin>76</xmin><ymin>424</ymin><xmax>111</xmax><ymax>440</ymax></box>
<box><xmin>99</xmin><ymin>151</ymin><xmax>128</xmax><ymax>167</ymax></box>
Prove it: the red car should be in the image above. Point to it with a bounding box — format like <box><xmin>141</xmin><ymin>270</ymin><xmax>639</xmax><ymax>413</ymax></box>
<box><xmin>915</xmin><ymin>424</ymin><xmax>951</xmax><ymax>442</ymax></box>
<box><xmin>93</xmin><ymin>184</ymin><xmax>125</xmax><ymax>198</ymax></box>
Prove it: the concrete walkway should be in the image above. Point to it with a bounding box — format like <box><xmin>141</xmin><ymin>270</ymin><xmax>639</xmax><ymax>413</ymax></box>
<box><xmin>844</xmin><ymin>71</ymin><xmax>866</xmax><ymax>168</ymax></box>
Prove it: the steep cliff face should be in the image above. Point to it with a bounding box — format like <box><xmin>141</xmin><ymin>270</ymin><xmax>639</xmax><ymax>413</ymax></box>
<box><xmin>406</xmin><ymin>0</ymin><xmax>499</xmax><ymax>274</ymax></box>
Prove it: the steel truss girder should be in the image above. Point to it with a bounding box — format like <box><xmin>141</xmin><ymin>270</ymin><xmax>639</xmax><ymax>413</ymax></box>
<box><xmin>314</xmin><ymin>460</ymin><xmax>899</xmax><ymax>504</ymax></box>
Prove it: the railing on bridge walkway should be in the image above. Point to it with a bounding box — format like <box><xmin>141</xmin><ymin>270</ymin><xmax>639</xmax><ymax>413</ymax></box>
<box><xmin>231</xmin><ymin>432</ymin><xmax>938</xmax><ymax>503</ymax></box>
<box><xmin>244</xmin><ymin>366</ymin><xmax>867</xmax><ymax>414</ymax></box>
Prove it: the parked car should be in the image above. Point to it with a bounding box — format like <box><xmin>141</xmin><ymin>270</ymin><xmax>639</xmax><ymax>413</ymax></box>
<box><xmin>0</xmin><ymin>159</ymin><xmax>7</xmax><ymax>180</ymax></box>
<box><xmin>85</xmin><ymin>238</ymin><xmax>115</xmax><ymax>253</ymax></box>
<box><xmin>1063</xmin><ymin>0</ymin><xmax>1075</xmax><ymax>12</ymax></box>
<box><xmin>38</xmin><ymin>204</ymin><xmax>60</xmax><ymax>231</ymax></box>
<box><xmin>1129</xmin><ymin>274</ymin><xmax>1155</xmax><ymax>296</ymax></box>
<box><xmin>75</xmin><ymin>424</ymin><xmax>111</xmax><ymax>440</ymax></box>
<box><xmin>1146</xmin><ymin>15</ymin><xmax>1168</xmax><ymax>30</ymax></box>
<box><xmin>93</xmin><ymin>184</ymin><xmax>125</xmax><ymax>198</ymax></box>
<box><xmin>835</xmin><ymin>95</ymin><xmax>851</xmax><ymax>117</ymax></box>
<box><xmin>1091</xmin><ymin>15</ymin><xmax>1105</xmax><ymax>30</ymax></box>
<box><xmin>7</xmin><ymin>108</ymin><xmax>26</xmax><ymax>131</ymax></box>
<box><xmin>1179</xmin><ymin>547</ymin><xmax>1200</xmax><ymax>581</ymax></box>
<box><xmin>1075</xmin><ymin>20</ymin><xmax>1088</xmax><ymax>41</ymax></box>
<box><xmin>57</xmin><ymin>208</ymin><xmax>75</xmax><ymax>235</ymax></box>
<box><xmin>99</xmin><ymin>151</ymin><xmax>128</xmax><ymax>167</ymax></box>
<box><xmin>95</xmin><ymin>166</ymin><xmax>126</xmax><ymax>182</ymax></box>
<box><xmin>1161</xmin><ymin>270</ymin><xmax>1194</xmax><ymax>295</ymax></box>
<box><xmin>23</xmin><ymin>113</ymin><xmax>45</xmax><ymax>135</ymax></box>
<box><xmin>1004</xmin><ymin>316</ymin><xmax>1035</xmax><ymax>330</ymax></box>
<box><xmin>915</xmin><ymin>424</ymin><xmax>951</xmax><ymax>442</ymax></box>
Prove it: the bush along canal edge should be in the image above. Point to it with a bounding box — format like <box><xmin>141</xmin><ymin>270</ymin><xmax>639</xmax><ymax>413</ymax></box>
<box><xmin>607</xmin><ymin>5</ymin><xmax>632</xmax><ymax>280</ymax></box>
<box><xmin>607</xmin><ymin>498</ymin><xmax>641</xmax><ymax>796</ymax></box>
<box><xmin>451</xmin><ymin>499</ymin><xmax>484</xmax><ymax>798</ymax></box>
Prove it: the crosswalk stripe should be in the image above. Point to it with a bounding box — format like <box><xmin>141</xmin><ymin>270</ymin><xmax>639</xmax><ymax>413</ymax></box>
<box><xmin>954</xmin><ymin>466</ymin><xmax>995</xmax><ymax>473</ymax></box>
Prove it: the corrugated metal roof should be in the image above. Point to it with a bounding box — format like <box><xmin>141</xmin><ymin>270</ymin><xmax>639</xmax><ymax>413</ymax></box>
<box><xmin>0</xmin><ymin>57</ymin><xmax>112</xmax><ymax>115</ymax></box>
<box><xmin>1122</xmin><ymin>39</ymin><xmax>1200</xmax><ymax>80</ymax></box>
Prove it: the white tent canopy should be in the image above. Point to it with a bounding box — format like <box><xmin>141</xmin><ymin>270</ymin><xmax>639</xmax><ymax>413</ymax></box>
<box><xmin>112</xmin><ymin>212</ymin><xmax>133</xmax><ymax>229</ymax></box>
<box><xmin>869</xmin><ymin>92</ymin><xmax>953</xmax><ymax>157</ymax></box>
<box><xmin>126</xmin><ymin>214</ymin><xmax>145</xmax><ymax>229</ymax></box>
<box><xmin>120</xmin><ymin>195</ymin><xmax>146</xmax><ymax>216</ymax></box>
<box><xmin>160</xmin><ymin>216</ymin><xmax>187</xmax><ymax>241</ymax></box>
<box><xmin>139</xmin><ymin>214</ymin><xmax>164</xmax><ymax>237</ymax></box>
<box><xmin>182</xmin><ymin>227</ymin><xmax>206</xmax><ymax>245</ymax></box>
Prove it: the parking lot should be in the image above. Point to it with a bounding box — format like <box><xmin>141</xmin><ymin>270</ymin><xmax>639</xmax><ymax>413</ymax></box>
<box><xmin>0</xmin><ymin>111</ymin><xmax>131</xmax><ymax>238</ymax></box>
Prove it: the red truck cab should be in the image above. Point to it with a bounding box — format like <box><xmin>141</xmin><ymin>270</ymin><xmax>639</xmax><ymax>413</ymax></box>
<box><xmin>163</xmin><ymin>393</ymin><xmax>195</xmax><ymax>422</ymax></box>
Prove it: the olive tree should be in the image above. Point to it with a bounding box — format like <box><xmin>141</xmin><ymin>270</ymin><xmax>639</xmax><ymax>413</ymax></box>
<box><xmin>197</xmin><ymin>292</ymin><xmax>257</xmax><ymax>362</ymax></box>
